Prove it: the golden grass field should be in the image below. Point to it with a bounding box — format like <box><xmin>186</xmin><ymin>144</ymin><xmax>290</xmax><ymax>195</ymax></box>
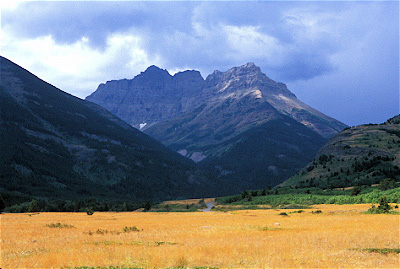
<box><xmin>1</xmin><ymin>204</ymin><xmax>399</xmax><ymax>268</ymax></box>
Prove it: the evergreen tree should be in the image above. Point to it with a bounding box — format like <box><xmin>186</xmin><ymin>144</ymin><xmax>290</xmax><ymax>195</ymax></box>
<box><xmin>379</xmin><ymin>179</ymin><xmax>396</xmax><ymax>191</ymax></box>
<box><xmin>377</xmin><ymin>196</ymin><xmax>392</xmax><ymax>213</ymax></box>
<box><xmin>144</xmin><ymin>202</ymin><xmax>151</xmax><ymax>211</ymax></box>
<box><xmin>28</xmin><ymin>199</ymin><xmax>40</xmax><ymax>212</ymax></box>
<box><xmin>86</xmin><ymin>207</ymin><xmax>94</xmax><ymax>215</ymax></box>
<box><xmin>351</xmin><ymin>186</ymin><xmax>361</xmax><ymax>196</ymax></box>
<box><xmin>0</xmin><ymin>195</ymin><xmax>5</xmax><ymax>213</ymax></box>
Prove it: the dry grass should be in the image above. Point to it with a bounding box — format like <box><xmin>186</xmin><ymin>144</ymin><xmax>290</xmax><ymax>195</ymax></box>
<box><xmin>1</xmin><ymin>204</ymin><xmax>399</xmax><ymax>268</ymax></box>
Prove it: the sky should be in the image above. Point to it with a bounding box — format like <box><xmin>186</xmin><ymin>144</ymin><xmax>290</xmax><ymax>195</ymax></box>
<box><xmin>1</xmin><ymin>0</ymin><xmax>399</xmax><ymax>126</ymax></box>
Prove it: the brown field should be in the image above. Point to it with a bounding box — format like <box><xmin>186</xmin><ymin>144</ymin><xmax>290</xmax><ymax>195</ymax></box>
<box><xmin>1</xmin><ymin>204</ymin><xmax>399</xmax><ymax>268</ymax></box>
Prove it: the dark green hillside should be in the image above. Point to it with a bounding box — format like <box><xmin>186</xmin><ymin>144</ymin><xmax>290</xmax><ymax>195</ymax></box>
<box><xmin>0</xmin><ymin>56</ymin><xmax>215</xmax><ymax>206</ymax></box>
<box><xmin>280</xmin><ymin>115</ymin><xmax>400</xmax><ymax>188</ymax></box>
<box><xmin>200</xmin><ymin>115</ymin><xmax>326</xmax><ymax>192</ymax></box>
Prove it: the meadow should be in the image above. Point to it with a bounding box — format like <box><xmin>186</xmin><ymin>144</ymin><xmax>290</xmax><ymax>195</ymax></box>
<box><xmin>1</xmin><ymin>204</ymin><xmax>399</xmax><ymax>268</ymax></box>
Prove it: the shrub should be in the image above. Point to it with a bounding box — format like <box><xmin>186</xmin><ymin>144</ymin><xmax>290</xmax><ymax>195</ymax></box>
<box><xmin>290</xmin><ymin>210</ymin><xmax>304</xmax><ymax>214</ymax></box>
<box><xmin>28</xmin><ymin>199</ymin><xmax>40</xmax><ymax>212</ymax></box>
<box><xmin>312</xmin><ymin>210</ymin><xmax>322</xmax><ymax>214</ymax></box>
<box><xmin>367</xmin><ymin>196</ymin><xmax>395</xmax><ymax>214</ymax></box>
<box><xmin>123</xmin><ymin>226</ymin><xmax>140</xmax><ymax>232</ymax></box>
<box><xmin>362</xmin><ymin>248</ymin><xmax>400</xmax><ymax>254</ymax></box>
<box><xmin>261</xmin><ymin>189</ymin><xmax>267</xmax><ymax>196</ymax></box>
<box><xmin>46</xmin><ymin>222</ymin><xmax>74</xmax><ymax>228</ymax></box>
<box><xmin>86</xmin><ymin>207</ymin><xmax>94</xmax><ymax>215</ymax></box>
<box><xmin>351</xmin><ymin>186</ymin><xmax>361</xmax><ymax>196</ymax></box>
<box><xmin>144</xmin><ymin>202</ymin><xmax>152</xmax><ymax>211</ymax></box>
<box><xmin>0</xmin><ymin>195</ymin><xmax>5</xmax><ymax>213</ymax></box>
<box><xmin>279</xmin><ymin>212</ymin><xmax>288</xmax><ymax>216</ymax></box>
<box><xmin>379</xmin><ymin>179</ymin><xmax>397</xmax><ymax>191</ymax></box>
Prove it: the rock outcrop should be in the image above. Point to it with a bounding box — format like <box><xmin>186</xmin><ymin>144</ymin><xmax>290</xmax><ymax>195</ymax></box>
<box><xmin>87</xmin><ymin>62</ymin><xmax>346</xmax><ymax>136</ymax></box>
<box><xmin>86</xmin><ymin>66</ymin><xmax>205</xmax><ymax>129</ymax></box>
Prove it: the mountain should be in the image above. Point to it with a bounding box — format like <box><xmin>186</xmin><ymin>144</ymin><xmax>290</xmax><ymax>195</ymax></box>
<box><xmin>0</xmin><ymin>56</ymin><xmax>215</xmax><ymax>203</ymax></box>
<box><xmin>144</xmin><ymin>63</ymin><xmax>332</xmax><ymax>191</ymax></box>
<box><xmin>88</xmin><ymin>63</ymin><xmax>346</xmax><ymax>137</ymax></box>
<box><xmin>87</xmin><ymin>63</ymin><xmax>346</xmax><ymax>192</ymax></box>
<box><xmin>197</xmin><ymin>115</ymin><xmax>328</xmax><ymax>191</ymax></box>
<box><xmin>280</xmin><ymin>115</ymin><xmax>400</xmax><ymax>188</ymax></box>
<box><xmin>145</xmin><ymin>63</ymin><xmax>344</xmax><ymax>160</ymax></box>
<box><xmin>86</xmin><ymin>66</ymin><xmax>205</xmax><ymax>129</ymax></box>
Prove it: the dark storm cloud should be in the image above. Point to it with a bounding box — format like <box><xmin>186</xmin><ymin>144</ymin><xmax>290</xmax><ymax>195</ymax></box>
<box><xmin>2</xmin><ymin>1</ymin><xmax>341</xmax><ymax>80</ymax></box>
<box><xmin>2</xmin><ymin>2</ymin><xmax>193</xmax><ymax>48</ymax></box>
<box><xmin>1</xmin><ymin>1</ymin><xmax>398</xmax><ymax>125</ymax></box>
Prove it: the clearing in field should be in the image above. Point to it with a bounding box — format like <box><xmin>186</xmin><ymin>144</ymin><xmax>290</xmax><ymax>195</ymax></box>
<box><xmin>1</xmin><ymin>204</ymin><xmax>399</xmax><ymax>268</ymax></box>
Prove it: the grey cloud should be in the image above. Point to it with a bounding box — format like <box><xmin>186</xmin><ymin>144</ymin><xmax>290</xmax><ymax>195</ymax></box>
<box><xmin>2</xmin><ymin>1</ymin><xmax>398</xmax><ymax>125</ymax></box>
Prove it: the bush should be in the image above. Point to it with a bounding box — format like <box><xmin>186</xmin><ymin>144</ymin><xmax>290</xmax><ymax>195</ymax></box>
<box><xmin>290</xmin><ymin>210</ymin><xmax>304</xmax><ymax>214</ymax></box>
<box><xmin>367</xmin><ymin>196</ymin><xmax>395</xmax><ymax>214</ymax></box>
<box><xmin>379</xmin><ymin>179</ymin><xmax>397</xmax><ymax>191</ymax></box>
<box><xmin>86</xmin><ymin>207</ymin><xmax>94</xmax><ymax>215</ymax></box>
<box><xmin>28</xmin><ymin>199</ymin><xmax>40</xmax><ymax>212</ymax></box>
<box><xmin>312</xmin><ymin>210</ymin><xmax>322</xmax><ymax>214</ymax></box>
<box><xmin>0</xmin><ymin>195</ymin><xmax>5</xmax><ymax>213</ymax></box>
<box><xmin>123</xmin><ymin>226</ymin><xmax>140</xmax><ymax>232</ymax></box>
<box><xmin>144</xmin><ymin>202</ymin><xmax>152</xmax><ymax>211</ymax></box>
<box><xmin>46</xmin><ymin>222</ymin><xmax>74</xmax><ymax>228</ymax></box>
<box><xmin>351</xmin><ymin>186</ymin><xmax>361</xmax><ymax>196</ymax></box>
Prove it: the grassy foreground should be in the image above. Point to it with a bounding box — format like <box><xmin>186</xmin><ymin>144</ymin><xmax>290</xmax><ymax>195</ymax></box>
<box><xmin>1</xmin><ymin>204</ymin><xmax>399</xmax><ymax>268</ymax></box>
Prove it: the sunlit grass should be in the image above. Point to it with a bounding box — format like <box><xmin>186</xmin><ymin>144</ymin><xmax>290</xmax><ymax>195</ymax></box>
<box><xmin>1</xmin><ymin>204</ymin><xmax>399</xmax><ymax>268</ymax></box>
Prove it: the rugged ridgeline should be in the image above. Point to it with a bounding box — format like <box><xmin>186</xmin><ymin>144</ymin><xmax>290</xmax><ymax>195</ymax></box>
<box><xmin>87</xmin><ymin>63</ymin><xmax>346</xmax><ymax>137</ymax></box>
<box><xmin>88</xmin><ymin>63</ymin><xmax>346</xmax><ymax>192</ymax></box>
<box><xmin>281</xmin><ymin>115</ymin><xmax>400</xmax><ymax>188</ymax></box>
<box><xmin>0</xmin><ymin>56</ymin><xmax>216</xmax><ymax>203</ymax></box>
<box><xmin>86</xmin><ymin>66</ymin><xmax>205</xmax><ymax>129</ymax></box>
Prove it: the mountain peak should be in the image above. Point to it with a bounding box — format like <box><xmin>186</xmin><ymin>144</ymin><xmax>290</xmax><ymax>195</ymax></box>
<box><xmin>240</xmin><ymin>62</ymin><xmax>258</xmax><ymax>70</ymax></box>
<box><xmin>173</xmin><ymin>70</ymin><xmax>204</xmax><ymax>81</ymax></box>
<box><xmin>234</xmin><ymin>62</ymin><xmax>261</xmax><ymax>73</ymax></box>
<box><xmin>139</xmin><ymin>65</ymin><xmax>171</xmax><ymax>79</ymax></box>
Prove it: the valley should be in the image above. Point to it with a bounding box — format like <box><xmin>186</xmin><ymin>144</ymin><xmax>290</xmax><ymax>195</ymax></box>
<box><xmin>2</xmin><ymin>2</ymin><xmax>398</xmax><ymax>268</ymax></box>
<box><xmin>2</xmin><ymin>204</ymin><xmax>399</xmax><ymax>268</ymax></box>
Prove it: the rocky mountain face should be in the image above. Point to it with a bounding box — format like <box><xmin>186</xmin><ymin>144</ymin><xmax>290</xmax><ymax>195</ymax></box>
<box><xmin>88</xmin><ymin>62</ymin><xmax>346</xmax><ymax>137</ymax></box>
<box><xmin>280</xmin><ymin>115</ymin><xmax>400</xmax><ymax>188</ymax></box>
<box><xmin>0</xmin><ymin>56</ymin><xmax>216</xmax><ymax>204</ymax></box>
<box><xmin>145</xmin><ymin>63</ymin><xmax>345</xmax><ymax>161</ymax></box>
<box><xmin>87</xmin><ymin>62</ymin><xmax>346</xmax><ymax>191</ymax></box>
<box><xmin>86</xmin><ymin>66</ymin><xmax>205</xmax><ymax>129</ymax></box>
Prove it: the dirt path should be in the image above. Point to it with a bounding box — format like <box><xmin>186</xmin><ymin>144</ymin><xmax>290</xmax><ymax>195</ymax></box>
<box><xmin>201</xmin><ymin>201</ymin><xmax>214</xmax><ymax>212</ymax></box>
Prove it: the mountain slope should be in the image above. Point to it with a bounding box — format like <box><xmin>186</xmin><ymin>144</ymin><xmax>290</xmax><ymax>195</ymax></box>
<box><xmin>87</xmin><ymin>63</ymin><xmax>346</xmax><ymax>137</ymax></box>
<box><xmin>280</xmin><ymin>115</ymin><xmax>400</xmax><ymax>188</ymax></box>
<box><xmin>145</xmin><ymin>63</ymin><xmax>341</xmax><ymax>163</ymax></box>
<box><xmin>199</xmin><ymin>115</ymin><xmax>327</xmax><ymax>192</ymax></box>
<box><xmin>86</xmin><ymin>62</ymin><xmax>346</xmax><ymax>191</ymax></box>
<box><xmin>0</xmin><ymin>56</ymin><xmax>214</xmax><ymax>202</ymax></box>
<box><xmin>142</xmin><ymin>63</ymin><xmax>331</xmax><ymax>191</ymax></box>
